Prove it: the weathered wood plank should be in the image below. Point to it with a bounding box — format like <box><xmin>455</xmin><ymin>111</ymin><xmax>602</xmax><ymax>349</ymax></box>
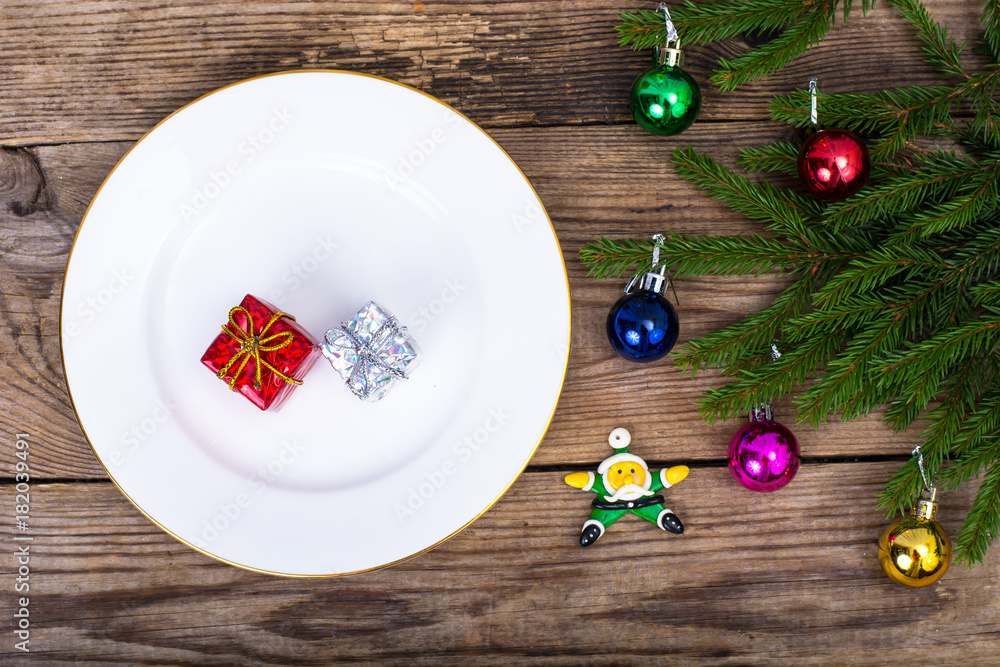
<box><xmin>1</xmin><ymin>465</ymin><xmax>995</xmax><ymax>664</ymax></box>
<box><xmin>0</xmin><ymin>0</ymin><xmax>985</xmax><ymax>144</ymax></box>
<box><xmin>0</xmin><ymin>123</ymin><xmax>926</xmax><ymax>479</ymax></box>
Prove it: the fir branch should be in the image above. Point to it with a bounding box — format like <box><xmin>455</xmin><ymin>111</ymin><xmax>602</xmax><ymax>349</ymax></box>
<box><xmin>890</xmin><ymin>355</ymin><xmax>983</xmax><ymax>435</ymax></box>
<box><xmin>615</xmin><ymin>0</ymin><xmax>836</xmax><ymax>51</ymax></box>
<box><xmin>616</xmin><ymin>8</ymin><xmax>675</xmax><ymax>50</ymax></box>
<box><xmin>580</xmin><ymin>232</ymin><xmax>828</xmax><ymax>281</ymax></box>
<box><xmin>887</xmin><ymin>0</ymin><xmax>967</xmax><ymax>79</ymax></box>
<box><xmin>972</xmin><ymin>94</ymin><xmax>1000</xmax><ymax>148</ymax></box>
<box><xmin>791</xmin><ymin>268</ymin><xmax>968</xmax><ymax>424</ymax></box>
<box><xmin>795</xmin><ymin>315</ymin><xmax>905</xmax><ymax>426</ymax></box>
<box><xmin>961</xmin><ymin>66</ymin><xmax>1000</xmax><ymax>101</ymax></box>
<box><xmin>649</xmin><ymin>233</ymin><xmax>815</xmax><ymax>277</ymax></box>
<box><xmin>579</xmin><ymin>236</ymin><xmax>656</xmax><ymax>280</ymax></box>
<box><xmin>671</xmin><ymin>145</ymin><xmax>824</xmax><ymax>232</ymax></box>
<box><xmin>956</xmin><ymin>129</ymin><xmax>1000</xmax><ymax>157</ymax></box>
<box><xmin>844</xmin><ymin>0</ymin><xmax>878</xmax><ymax>21</ymax></box>
<box><xmin>772</xmin><ymin>87</ymin><xmax>965</xmax><ymax>162</ymax></box>
<box><xmin>879</xmin><ymin>356</ymin><xmax>946</xmax><ymax>430</ymax></box>
<box><xmin>615</xmin><ymin>1</ymin><xmax>885</xmax><ymax>90</ymax></box>
<box><xmin>879</xmin><ymin>458</ymin><xmax>927</xmax><ymax>519</ymax></box>
<box><xmin>969</xmin><ymin>67</ymin><xmax>1000</xmax><ymax>147</ymax></box>
<box><xmin>942</xmin><ymin>436</ymin><xmax>1000</xmax><ymax>491</ymax></box>
<box><xmin>956</xmin><ymin>461</ymin><xmax>1000</xmax><ymax>565</ymax></box>
<box><xmin>674</xmin><ymin>265</ymin><xmax>831</xmax><ymax>375</ymax></box>
<box><xmin>811</xmin><ymin>246</ymin><xmax>947</xmax><ymax>308</ymax></box>
<box><xmin>877</xmin><ymin>368</ymin><xmax>990</xmax><ymax>519</ymax></box>
<box><xmin>602</xmin><ymin>0</ymin><xmax>1000</xmax><ymax>563</ymax></box>
<box><xmin>981</xmin><ymin>0</ymin><xmax>1000</xmax><ymax>64</ymax></box>
<box><xmin>943</xmin><ymin>224</ymin><xmax>1000</xmax><ymax>286</ymax></box>
<box><xmin>697</xmin><ymin>331</ymin><xmax>845</xmax><ymax>422</ymax></box>
<box><xmin>784</xmin><ymin>291</ymin><xmax>894</xmax><ymax>341</ymax></box>
<box><xmin>737</xmin><ymin>141</ymin><xmax>802</xmax><ymax>176</ymax></box>
<box><xmin>711</xmin><ymin>7</ymin><xmax>836</xmax><ymax>92</ymax></box>
<box><xmin>938</xmin><ymin>389</ymin><xmax>1000</xmax><ymax>488</ymax></box>
<box><xmin>952</xmin><ymin>390</ymin><xmax>1000</xmax><ymax>458</ymax></box>
<box><xmin>769</xmin><ymin>68</ymin><xmax>1000</xmax><ymax>148</ymax></box>
<box><xmin>873</xmin><ymin>316</ymin><xmax>1000</xmax><ymax>425</ymax></box>
<box><xmin>891</xmin><ymin>181</ymin><xmax>1000</xmax><ymax>244</ymax></box>
<box><xmin>822</xmin><ymin>151</ymin><xmax>987</xmax><ymax>230</ymax></box>
<box><xmin>897</xmin><ymin>177</ymin><xmax>998</xmax><ymax>239</ymax></box>
<box><xmin>769</xmin><ymin>86</ymin><xmax>958</xmax><ymax>134</ymax></box>
<box><xmin>971</xmin><ymin>279</ymin><xmax>1000</xmax><ymax>305</ymax></box>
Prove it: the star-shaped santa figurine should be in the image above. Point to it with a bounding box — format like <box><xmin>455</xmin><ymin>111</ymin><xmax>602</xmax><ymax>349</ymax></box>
<box><xmin>564</xmin><ymin>427</ymin><xmax>689</xmax><ymax>547</ymax></box>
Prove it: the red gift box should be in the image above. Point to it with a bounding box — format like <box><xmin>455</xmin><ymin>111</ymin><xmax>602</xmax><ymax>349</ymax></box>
<box><xmin>201</xmin><ymin>294</ymin><xmax>320</xmax><ymax>411</ymax></box>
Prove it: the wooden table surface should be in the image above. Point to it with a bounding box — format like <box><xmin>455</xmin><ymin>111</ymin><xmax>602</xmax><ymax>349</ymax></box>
<box><xmin>3</xmin><ymin>1</ymin><xmax>1000</xmax><ymax>664</ymax></box>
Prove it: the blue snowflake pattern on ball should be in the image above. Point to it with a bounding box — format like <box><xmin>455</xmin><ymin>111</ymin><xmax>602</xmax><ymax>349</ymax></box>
<box><xmin>625</xmin><ymin>330</ymin><xmax>641</xmax><ymax>346</ymax></box>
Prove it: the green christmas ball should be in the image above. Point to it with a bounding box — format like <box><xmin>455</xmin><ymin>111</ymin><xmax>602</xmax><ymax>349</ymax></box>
<box><xmin>628</xmin><ymin>64</ymin><xmax>701</xmax><ymax>136</ymax></box>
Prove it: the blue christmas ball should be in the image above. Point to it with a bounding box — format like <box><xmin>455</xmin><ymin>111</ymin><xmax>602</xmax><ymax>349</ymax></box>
<box><xmin>606</xmin><ymin>290</ymin><xmax>679</xmax><ymax>362</ymax></box>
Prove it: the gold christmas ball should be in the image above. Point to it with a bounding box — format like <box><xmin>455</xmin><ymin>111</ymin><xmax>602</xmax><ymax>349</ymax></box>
<box><xmin>878</xmin><ymin>515</ymin><xmax>951</xmax><ymax>587</ymax></box>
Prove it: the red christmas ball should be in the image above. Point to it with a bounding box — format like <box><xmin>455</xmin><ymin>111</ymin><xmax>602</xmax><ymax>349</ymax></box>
<box><xmin>797</xmin><ymin>129</ymin><xmax>870</xmax><ymax>201</ymax></box>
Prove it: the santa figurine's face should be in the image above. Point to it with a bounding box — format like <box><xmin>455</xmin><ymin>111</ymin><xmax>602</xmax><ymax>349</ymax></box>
<box><xmin>599</xmin><ymin>428</ymin><xmax>655</xmax><ymax>501</ymax></box>
<box><xmin>606</xmin><ymin>463</ymin><xmax>646</xmax><ymax>491</ymax></box>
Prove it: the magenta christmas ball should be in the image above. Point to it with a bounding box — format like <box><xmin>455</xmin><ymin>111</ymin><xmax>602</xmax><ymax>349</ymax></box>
<box><xmin>728</xmin><ymin>419</ymin><xmax>800</xmax><ymax>492</ymax></box>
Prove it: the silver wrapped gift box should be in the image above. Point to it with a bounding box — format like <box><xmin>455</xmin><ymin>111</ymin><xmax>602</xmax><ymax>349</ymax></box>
<box><xmin>321</xmin><ymin>301</ymin><xmax>419</xmax><ymax>401</ymax></box>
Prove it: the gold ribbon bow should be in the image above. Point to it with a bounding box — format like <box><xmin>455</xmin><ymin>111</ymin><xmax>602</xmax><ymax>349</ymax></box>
<box><xmin>217</xmin><ymin>306</ymin><xmax>304</xmax><ymax>391</ymax></box>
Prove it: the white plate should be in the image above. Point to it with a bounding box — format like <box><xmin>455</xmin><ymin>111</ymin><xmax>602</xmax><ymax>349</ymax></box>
<box><xmin>61</xmin><ymin>71</ymin><xmax>570</xmax><ymax>576</ymax></box>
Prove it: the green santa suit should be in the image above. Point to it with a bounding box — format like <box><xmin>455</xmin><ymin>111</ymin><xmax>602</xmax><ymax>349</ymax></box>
<box><xmin>577</xmin><ymin>459</ymin><xmax>679</xmax><ymax>537</ymax></box>
<box><xmin>567</xmin><ymin>428</ymin><xmax>686</xmax><ymax>545</ymax></box>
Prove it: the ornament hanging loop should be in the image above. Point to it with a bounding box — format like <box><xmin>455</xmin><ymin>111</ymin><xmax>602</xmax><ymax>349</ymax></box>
<box><xmin>751</xmin><ymin>403</ymin><xmax>774</xmax><ymax>422</ymax></box>
<box><xmin>912</xmin><ymin>444</ymin><xmax>940</xmax><ymax>520</ymax></box>
<box><xmin>654</xmin><ymin>3</ymin><xmax>683</xmax><ymax>67</ymax></box>
<box><xmin>651</xmin><ymin>233</ymin><xmax>664</xmax><ymax>273</ymax></box>
<box><xmin>657</xmin><ymin>3</ymin><xmax>679</xmax><ymax>44</ymax></box>
<box><xmin>808</xmin><ymin>78</ymin><xmax>819</xmax><ymax>126</ymax></box>
<box><xmin>912</xmin><ymin>445</ymin><xmax>933</xmax><ymax>493</ymax></box>
<box><xmin>912</xmin><ymin>444</ymin><xmax>935</xmax><ymax>496</ymax></box>
<box><xmin>749</xmin><ymin>342</ymin><xmax>782</xmax><ymax>422</ymax></box>
<box><xmin>624</xmin><ymin>234</ymin><xmax>678</xmax><ymax>304</ymax></box>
